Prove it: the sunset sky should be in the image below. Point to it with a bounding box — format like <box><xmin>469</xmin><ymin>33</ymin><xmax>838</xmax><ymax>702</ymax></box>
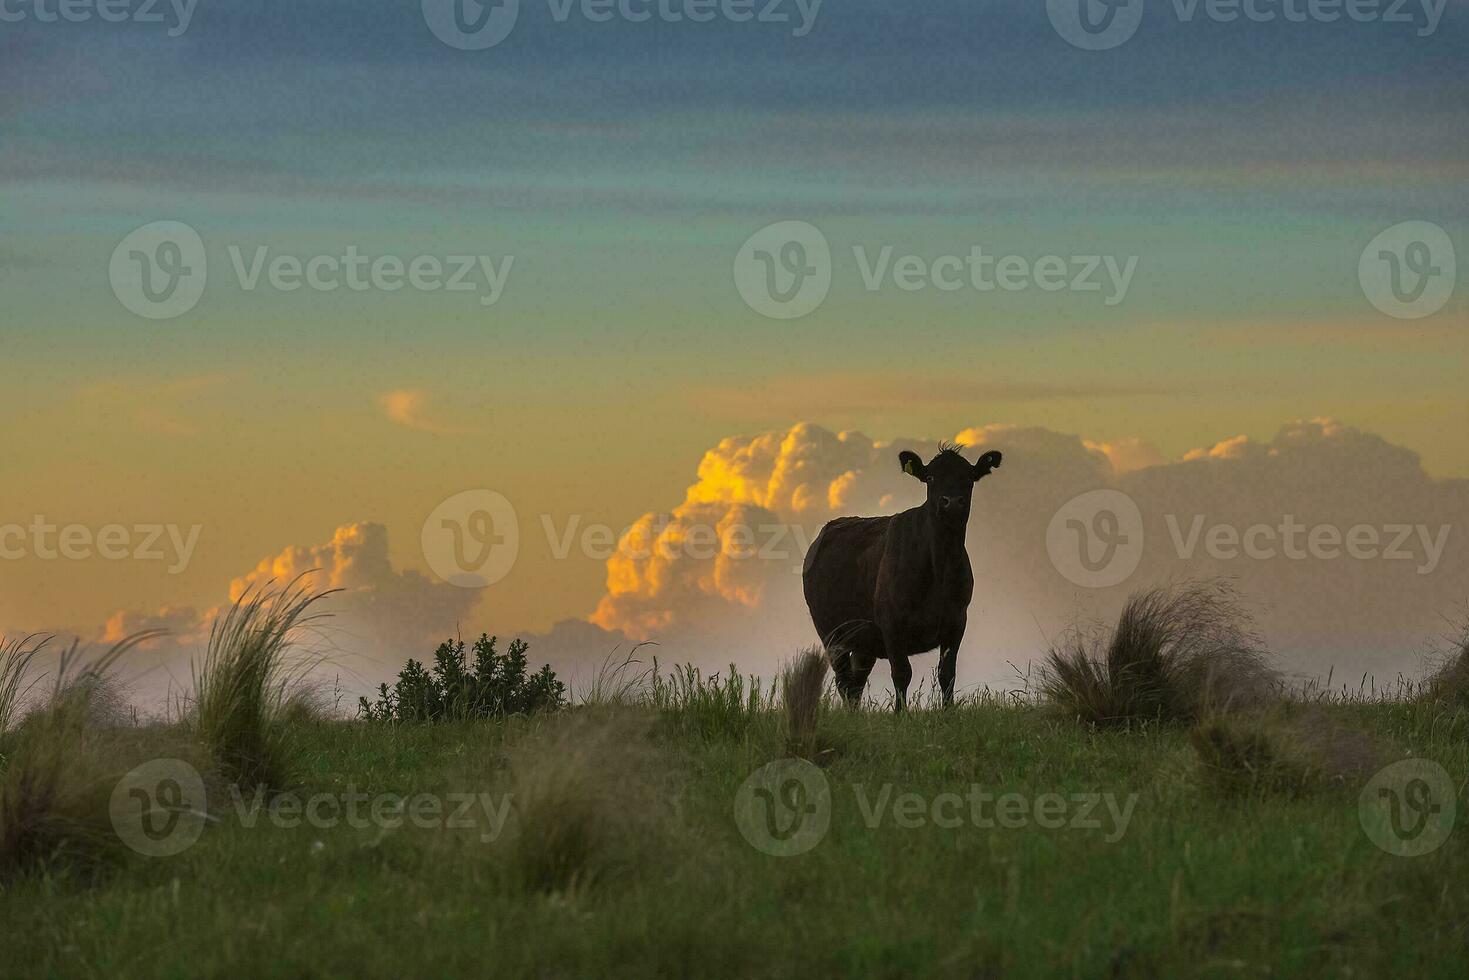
<box><xmin>3</xmin><ymin>1</ymin><xmax>1466</xmax><ymax>700</ymax></box>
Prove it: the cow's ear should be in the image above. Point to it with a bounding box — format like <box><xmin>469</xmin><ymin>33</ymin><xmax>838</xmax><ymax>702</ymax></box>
<box><xmin>899</xmin><ymin>451</ymin><xmax>928</xmax><ymax>482</ymax></box>
<box><xmin>972</xmin><ymin>450</ymin><xmax>1002</xmax><ymax>481</ymax></box>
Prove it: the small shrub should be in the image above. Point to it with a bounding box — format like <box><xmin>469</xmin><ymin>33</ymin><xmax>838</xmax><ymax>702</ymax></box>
<box><xmin>194</xmin><ymin>577</ymin><xmax>332</xmax><ymax>790</ymax></box>
<box><xmin>358</xmin><ymin>634</ymin><xmax>566</xmax><ymax>723</ymax></box>
<box><xmin>1040</xmin><ymin>581</ymin><xmax>1278</xmax><ymax>726</ymax></box>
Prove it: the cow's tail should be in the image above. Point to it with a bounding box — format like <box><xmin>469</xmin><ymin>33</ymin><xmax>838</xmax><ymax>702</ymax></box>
<box><xmin>821</xmin><ymin>621</ymin><xmax>866</xmax><ymax>702</ymax></box>
<box><xmin>827</xmin><ymin>646</ymin><xmax>854</xmax><ymax>694</ymax></box>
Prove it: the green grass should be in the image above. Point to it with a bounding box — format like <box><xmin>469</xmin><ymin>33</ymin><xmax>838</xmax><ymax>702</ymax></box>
<box><xmin>1</xmin><ymin>690</ymin><xmax>1465</xmax><ymax>977</ymax></box>
<box><xmin>191</xmin><ymin>578</ymin><xmax>334</xmax><ymax>791</ymax></box>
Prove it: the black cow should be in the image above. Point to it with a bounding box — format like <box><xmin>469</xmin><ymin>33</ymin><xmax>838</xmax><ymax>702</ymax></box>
<box><xmin>801</xmin><ymin>445</ymin><xmax>1002</xmax><ymax>710</ymax></box>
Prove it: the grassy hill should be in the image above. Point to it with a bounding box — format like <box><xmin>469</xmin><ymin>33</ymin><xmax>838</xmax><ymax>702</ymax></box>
<box><xmin>2</xmin><ymin>685</ymin><xmax>1465</xmax><ymax>978</ymax></box>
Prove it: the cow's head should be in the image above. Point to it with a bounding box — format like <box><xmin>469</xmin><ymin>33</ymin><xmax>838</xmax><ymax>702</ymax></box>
<box><xmin>898</xmin><ymin>446</ymin><xmax>1002</xmax><ymax>526</ymax></box>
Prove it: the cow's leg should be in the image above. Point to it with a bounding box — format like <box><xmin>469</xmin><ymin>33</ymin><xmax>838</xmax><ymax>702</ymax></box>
<box><xmin>937</xmin><ymin>621</ymin><xmax>966</xmax><ymax>707</ymax></box>
<box><xmin>889</xmin><ymin>655</ymin><xmax>913</xmax><ymax>713</ymax></box>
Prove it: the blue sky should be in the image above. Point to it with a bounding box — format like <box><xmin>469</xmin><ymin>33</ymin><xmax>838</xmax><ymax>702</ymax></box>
<box><xmin>2</xmin><ymin>0</ymin><xmax>1465</xmax><ymax>643</ymax></box>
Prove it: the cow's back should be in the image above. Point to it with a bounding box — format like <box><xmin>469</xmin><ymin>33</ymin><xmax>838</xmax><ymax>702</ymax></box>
<box><xmin>802</xmin><ymin>515</ymin><xmax>890</xmax><ymax>643</ymax></box>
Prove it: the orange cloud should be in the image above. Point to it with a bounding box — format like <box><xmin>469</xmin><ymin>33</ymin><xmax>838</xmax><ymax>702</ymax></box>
<box><xmin>62</xmin><ymin>523</ymin><xmax>481</xmax><ymax>715</ymax></box>
<box><xmin>588</xmin><ymin>419</ymin><xmax>1468</xmax><ymax>689</ymax></box>
<box><xmin>377</xmin><ymin>388</ymin><xmax>457</xmax><ymax>433</ymax></box>
<box><xmin>1084</xmin><ymin>437</ymin><xmax>1167</xmax><ymax>474</ymax></box>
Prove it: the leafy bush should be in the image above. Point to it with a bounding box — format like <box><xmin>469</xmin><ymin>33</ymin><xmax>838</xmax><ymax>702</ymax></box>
<box><xmin>359</xmin><ymin>634</ymin><xmax>566</xmax><ymax>723</ymax></box>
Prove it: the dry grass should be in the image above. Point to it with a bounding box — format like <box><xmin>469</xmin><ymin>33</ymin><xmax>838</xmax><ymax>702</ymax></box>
<box><xmin>0</xmin><ymin>635</ymin><xmax>46</xmax><ymax>736</ymax></box>
<box><xmin>501</xmin><ymin>711</ymin><xmax>673</xmax><ymax>895</ymax></box>
<box><xmin>782</xmin><ymin>647</ymin><xmax>829</xmax><ymax>759</ymax></box>
<box><xmin>577</xmin><ymin>644</ymin><xmax>657</xmax><ymax>707</ymax></box>
<box><xmin>1040</xmin><ymin>581</ymin><xmax>1279</xmax><ymax>727</ymax></box>
<box><xmin>1423</xmin><ymin>626</ymin><xmax>1469</xmax><ymax>709</ymax></box>
<box><xmin>1190</xmin><ymin>709</ymin><xmax>1384</xmax><ymax>800</ymax></box>
<box><xmin>192</xmin><ymin>577</ymin><xmax>335</xmax><ymax>790</ymax></box>
<box><xmin>0</xmin><ymin>634</ymin><xmax>159</xmax><ymax>880</ymax></box>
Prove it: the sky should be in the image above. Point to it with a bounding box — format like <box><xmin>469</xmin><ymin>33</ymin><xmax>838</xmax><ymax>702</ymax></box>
<box><xmin>2</xmin><ymin>0</ymin><xmax>1466</xmax><ymax>706</ymax></box>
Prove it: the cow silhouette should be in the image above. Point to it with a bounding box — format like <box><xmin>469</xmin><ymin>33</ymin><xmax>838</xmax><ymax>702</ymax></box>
<box><xmin>802</xmin><ymin>445</ymin><xmax>1002</xmax><ymax>710</ymax></box>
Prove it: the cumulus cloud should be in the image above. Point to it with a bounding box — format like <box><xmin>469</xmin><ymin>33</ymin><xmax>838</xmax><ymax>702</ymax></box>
<box><xmin>19</xmin><ymin>419</ymin><xmax>1464</xmax><ymax>710</ymax></box>
<box><xmin>38</xmin><ymin>523</ymin><xmax>481</xmax><ymax>716</ymax></box>
<box><xmin>1084</xmin><ymin>437</ymin><xmax>1167</xmax><ymax>474</ymax></box>
<box><xmin>588</xmin><ymin>422</ymin><xmax>1112</xmax><ymax>676</ymax></box>
<box><xmin>585</xmin><ymin>419</ymin><xmax>1468</xmax><ymax>689</ymax></box>
<box><xmin>226</xmin><ymin>523</ymin><xmax>480</xmax><ymax>670</ymax></box>
<box><xmin>519</xmin><ymin>617</ymin><xmax>633</xmax><ymax>697</ymax></box>
<box><xmin>1184</xmin><ymin>433</ymin><xmax>1252</xmax><ymax>461</ymax></box>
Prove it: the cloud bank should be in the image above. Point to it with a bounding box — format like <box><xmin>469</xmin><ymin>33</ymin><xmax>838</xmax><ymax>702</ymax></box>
<box><xmin>584</xmin><ymin>420</ymin><xmax>1467</xmax><ymax>690</ymax></box>
<box><xmin>54</xmin><ymin>523</ymin><xmax>479</xmax><ymax>716</ymax></box>
<box><xmin>16</xmin><ymin>419</ymin><xmax>1465</xmax><ymax>711</ymax></box>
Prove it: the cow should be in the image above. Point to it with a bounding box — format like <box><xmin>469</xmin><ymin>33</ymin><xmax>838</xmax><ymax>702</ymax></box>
<box><xmin>801</xmin><ymin>445</ymin><xmax>1003</xmax><ymax>710</ymax></box>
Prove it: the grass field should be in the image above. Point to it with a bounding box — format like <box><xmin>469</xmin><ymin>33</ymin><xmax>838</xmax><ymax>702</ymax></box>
<box><xmin>2</xmin><ymin>677</ymin><xmax>1466</xmax><ymax>978</ymax></box>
